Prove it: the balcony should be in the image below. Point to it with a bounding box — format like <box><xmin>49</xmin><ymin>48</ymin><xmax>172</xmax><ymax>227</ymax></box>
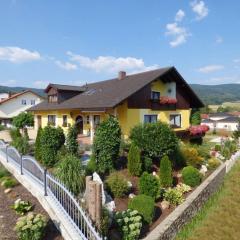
<box><xmin>150</xmin><ymin>96</ymin><xmax>177</xmax><ymax>110</ymax></box>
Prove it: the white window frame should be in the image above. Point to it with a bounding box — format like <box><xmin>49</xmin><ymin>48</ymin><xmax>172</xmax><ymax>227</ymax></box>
<box><xmin>144</xmin><ymin>114</ymin><xmax>158</xmax><ymax>123</ymax></box>
<box><xmin>169</xmin><ymin>113</ymin><xmax>182</xmax><ymax>128</ymax></box>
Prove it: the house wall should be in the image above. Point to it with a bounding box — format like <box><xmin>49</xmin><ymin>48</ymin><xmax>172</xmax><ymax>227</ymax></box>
<box><xmin>33</xmin><ymin>110</ymin><xmax>108</xmax><ymax>134</ymax></box>
<box><xmin>116</xmin><ymin>100</ymin><xmax>191</xmax><ymax>138</ymax></box>
<box><xmin>216</xmin><ymin>122</ymin><xmax>238</xmax><ymax>131</ymax></box>
<box><xmin>0</xmin><ymin>92</ymin><xmax>43</xmax><ymax>119</ymax></box>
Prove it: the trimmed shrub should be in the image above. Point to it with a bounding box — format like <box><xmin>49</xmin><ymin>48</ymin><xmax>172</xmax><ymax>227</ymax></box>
<box><xmin>40</xmin><ymin>126</ymin><xmax>65</xmax><ymax>167</ymax></box>
<box><xmin>159</xmin><ymin>155</ymin><xmax>173</xmax><ymax>188</ymax></box>
<box><xmin>129</xmin><ymin>121</ymin><xmax>178</xmax><ymax>159</ymax></box>
<box><xmin>143</xmin><ymin>156</ymin><xmax>152</xmax><ymax>172</ymax></box>
<box><xmin>128</xmin><ymin>194</ymin><xmax>155</xmax><ymax>224</ymax></box>
<box><xmin>55</xmin><ymin>154</ymin><xmax>85</xmax><ymax>196</ymax></box>
<box><xmin>10</xmin><ymin>128</ymin><xmax>21</xmax><ymax>142</ymax></box>
<box><xmin>190</xmin><ymin>109</ymin><xmax>201</xmax><ymax>125</ymax></box>
<box><xmin>221</xmin><ymin>147</ymin><xmax>231</xmax><ymax>160</ymax></box>
<box><xmin>15</xmin><ymin>213</ymin><xmax>47</xmax><ymax>240</ymax></box>
<box><xmin>208</xmin><ymin>158</ymin><xmax>221</xmax><ymax>170</ymax></box>
<box><xmin>172</xmin><ymin>146</ymin><xmax>186</xmax><ymax>168</ymax></box>
<box><xmin>1</xmin><ymin>176</ymin><xmax>18</xmax><ymax>188</ymax></box>
<box><xmin>106</xmin><ymin>172</ymin><xmax>129</xmax><ymax>198</ymax></box>
<box><xmin>0</xmin><ymin>165</ymin><xmax>10</xmax><ymax>179</ymax></box>
<box><xmin>85</xmin><ymin>155</ymin><xmax>97</xmax><ymax>175</ymax></box>
<box><xmin>115</xmin><ymin>209</ymin><xmax>142</xmax><ymax>240</ymax></box>
<box><xmin>181</xmin><ymin>147</ymin><xmax>204</xmax><ymax>168</ymax></box>
<box><xmin>215</xmin><ymin>144</ymin><xmax>221</xmax><ymax>152</ymax></box>
<box><xmin>11</xmin><ymin>198</ymin><xmax>32</xmax><ymax>215</ymax></box>
<box><xmin>182</xmin><ymin>166</ymin><xmax>202</xmax><ymax>187</ymax></box>
<box><xmin>100</xmin><ymin>208</ymin><xmax>110</xmax><ymax>237</ymax></box>
<box><xmin>66</xmin><ymin>124</ymin><xmax>79</xmax><ymax>155</ymax></box>
<box><xmin>13</xmin><ymin>135</ymin><xmax>30</xmax><ymax>155</ymax></box>
<box><xmin>163</xmin><ymin>188</ymin><xmax>184</xmax><ymax>206</ymax></box>
<box><xmin>93</xmin><ymin>116</ymin><xmax>121</xmax><ymax>174</ymax></box>
<box><xmin>34</xmin><ymin>127</ymin><xmax>43</xmax><ymax>161</ymax></box>
<box><xmin>139</xmin><ymin>172</ymin><xmax>160</xmax><ymax>200</ymax></box>
<box><xmin>128</xmin><ymin>143</ymin><xmax>142</xmax><ymax>176</ymax></box>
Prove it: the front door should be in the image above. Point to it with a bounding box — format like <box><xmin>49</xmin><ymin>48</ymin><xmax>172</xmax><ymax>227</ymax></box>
<box><xmin>37</xmin><ymin>115</ymin><xmax>42</xmax><ymax>128</ymax></box>
<box><xmin>76</xmin><ymin>115</ymin><xmax>83</xmax><ymax>134</ymax></box>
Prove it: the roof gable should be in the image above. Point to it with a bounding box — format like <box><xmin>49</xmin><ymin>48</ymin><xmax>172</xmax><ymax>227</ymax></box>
<box><xmin>30</xmin><ymin>67</ymin><xmax>204</xmax><ymax>111</ymax></box>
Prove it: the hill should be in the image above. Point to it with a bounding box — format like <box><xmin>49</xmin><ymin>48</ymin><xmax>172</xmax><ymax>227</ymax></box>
<box><xmin>190</xmin><ymin>84</ymin><xmax>240</xmax><ymax>105</ymax></box>
<box><xmin>0</xmin><ymin>85</ymin><xmax>45</xmax><ymax>96</ymax></box>
<box><xmin>1</xmin><ymin>83</ymin><xmax>240</xmax><ymax>105</ymax></box>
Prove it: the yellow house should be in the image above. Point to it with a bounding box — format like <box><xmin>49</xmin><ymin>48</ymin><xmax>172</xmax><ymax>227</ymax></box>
<box><xmin>30</xmin><ymin>67</ymin><xmax>204</xmax><ymax>143</ymax></box>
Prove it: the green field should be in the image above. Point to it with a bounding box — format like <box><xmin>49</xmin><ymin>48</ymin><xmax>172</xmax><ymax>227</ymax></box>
<box><xmin>175</xmin><ymin>160</ymin><xmax>240</xmax><ymax>240</ymax></box>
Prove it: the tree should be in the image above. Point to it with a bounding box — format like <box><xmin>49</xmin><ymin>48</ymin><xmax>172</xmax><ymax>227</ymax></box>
<box><xmin>12</xmin><ymin>112</ymin><xmax>34</xmax><ymax>137</ymax></box>
<box><xmin>233</xmin><ymin>119</ymin><xmax>240</xmax><ymax>140</ymax></box>
<box><xmin>190</xmin><ymin>109</ymin><xmax>201</xmax><ymax>125</ymax></box>
<box><xmin>159</xmin><ymin>155</ymin><xmax>173</xmax><ymax>188</ymax></box>
<box><xmin>93</xmin><ymin>116</ymin><xmax>121</xmax><ymax>174</ymax></box>
<box><xmin>66</xmin><ymin>124</ymin><xmax>79</xmax><ymax>155</ymax></box>
<box><xmin>55</xmin><ymin>154</ymin><xmax>85</xmax><ymax>196</ymax></box>
<box><xmin>34</xmin><ymin>127</ymin><xmax>43</xmax><ymax>161</ymax></box>
<box><xmin>129</xmin><ymin>121</ymin><xmax>178</xmax><ymax>159</ymax></box>
<box><xmin>127</xmin><ymin>143</ymin><xmax>141</xmax><ymax>176</ymax></box>
<box><xmin>40</xmin><ymin>126</ymin><xmax>65</xmax><ymax>167</ymax></box>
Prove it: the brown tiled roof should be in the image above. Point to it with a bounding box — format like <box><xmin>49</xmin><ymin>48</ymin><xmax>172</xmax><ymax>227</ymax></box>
<box><xmin>0</xmin><ymin>90</ymin><xmax>44</xmax><ymax>105</ymax></box>
<box><xmin>45</xmin><ymin>83</ymin><xmax>86</xmax><ymax>92</ymax></box>
<box><xmin>30</xmin><ymin>67</ymin><xmax>204</xmax><ymax>111</ymax></box>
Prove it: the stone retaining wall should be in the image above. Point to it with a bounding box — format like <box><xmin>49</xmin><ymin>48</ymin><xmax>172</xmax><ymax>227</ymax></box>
<box><xmin>144</xmin><ymin>163</ymin><xmax>227</xmax><ymax>240</ymax></box>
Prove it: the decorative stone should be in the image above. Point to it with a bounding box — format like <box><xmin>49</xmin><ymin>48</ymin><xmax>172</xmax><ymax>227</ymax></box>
<box><xmin>105</xmin><ymin>200</ymin><xmax>116</xmax><ymax>212</ymax></box>
<box><xmin>200</xmin><ymin>165</ymin><xmax>208</xmax><ymax>175</ymax></box>
<box><xmin>129</xmin><ymin>193</ymin><xmax>136</xmax><ymax>199</ymax></box>
<box><xmin>4</xmin><ymin>188</ymin><xmax>12</xmax><ymax>194</ymax></box>
<box><xmin>93</xmin><ymin>172</ymin><xmax>106</xmax><ymax>205</ymax></box>
<box><xmin>127</xmin><ymin>181</ymin><xmax>132</xmax><ymax>188</ymax></box>
<box><xmin>176</xmin><ymin>173</ymin><xmax>182</xmax><ymax>178</ymax></box>
<box><xmin>161</xmin><ymin>200</ymin><xmax>170</xmax><ymax>210</ymax></box>
<box><xmin>152</xmin><ymin>171</ymin><xmax>157</xmax><ymax>176</ymax></box>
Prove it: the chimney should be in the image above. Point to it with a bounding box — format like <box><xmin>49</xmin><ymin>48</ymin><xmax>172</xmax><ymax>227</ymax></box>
<box><xmin>118</xmin><ymin>71</ymin><xmax>126</xmax><ymax>80</ymax></box>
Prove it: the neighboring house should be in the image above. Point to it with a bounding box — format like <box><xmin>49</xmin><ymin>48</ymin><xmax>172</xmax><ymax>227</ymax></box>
<box><xmin>0</xmin><ymin>90</ymin><xmax>44</xmax><ymax>127</ymax></box>
<box><xmin>0</xmin><ymin>93</ymin><xmax>10</xmax><ymax>101</ymax></box>
<box><xmin>201</xmin><ymin>112</ymin><xmax>239</xmax><ymax>131</ymax></box>
<box><xmin>30</xmin><ymin>67</ymin><xmax>204</xmax><ymax>143</ymax></box>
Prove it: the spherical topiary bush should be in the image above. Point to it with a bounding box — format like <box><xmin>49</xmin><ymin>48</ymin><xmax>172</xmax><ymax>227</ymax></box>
<box><xmin>182</xmin><ymin>166</ymin><xmax>202</xmax><ymax>187</ymax></box>
<box><xmin>139</xmin><ymin>172</ymin><xmax>160</xmax><ymax>200</ymax></box>
<box><xmin>128</xmin><ymin>194</ymin><xmax>155</xmax><ymax>224</ymax></box>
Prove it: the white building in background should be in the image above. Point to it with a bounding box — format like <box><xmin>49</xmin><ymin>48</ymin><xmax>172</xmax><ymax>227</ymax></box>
<box><xmin>0</xmin><ymin>90</ymin><xmax>44</xmax><ymax>127</ymax></box>
<box><xmin>0</xmin><ymin>93</ymin><xmax>9</xmax><ymax>101</ymax></box>
<box><xmin>201</xmin><ymin>112</ymin><xmax>239</xmax><ymax>132</ymax></box>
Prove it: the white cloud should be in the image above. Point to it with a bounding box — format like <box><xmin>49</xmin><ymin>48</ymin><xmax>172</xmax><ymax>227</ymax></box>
<box><xmin>55</xmin><ymin>60</ymin><xmax>78</xmax><ymax>71</ymax></box>
<box><xmin>233</xmin><ymin>59</ymin><xmax>240</xmax><ymax>63</ymax></box>
<box><xmin>0</xmin><ymin>46</ymin><xmax>41</xmax><ymax>63</ymax></box>
<box><xmin>175</xmin><ymin>9</ymin><xmax>185</xmax><ymax>22</ymax></box>
<box><xmin>190</xmin><ymin>0</ymin><xmax>209</xmax><ymax>20</ymax></box>
<box><xmin>198</xmin><ymin>65</ymin><xmax>224</xmax><ymax>73</ymax></box>
<box><xmin>67</xmin><ymin>51</ymin><xmax>158</xmax><ymax>73</ymax></box>
<box><xmin>165</xmin><ymin>22</ymin><xmax>190</xmax><ymax>47</ymax></box>
<box><xmin>1</xmin><ymin>79</ymin><xmax>17</xmax><ymax>86</ymax></box>
<box><xmin>33</xmin><ymin>80</ymin><xmax>49</xmax><ymax>88</ymax></box>
<box><xmin>216</xmin><ymin>36</ymin><xmax>223</xmax><ymax>44</ymax></box>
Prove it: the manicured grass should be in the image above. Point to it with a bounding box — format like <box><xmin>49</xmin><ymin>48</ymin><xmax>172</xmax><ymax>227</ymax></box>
<box><xmin>176</xmin><ymin>159</ymin><xmax>240</xmax><ymax>240</ymax></box>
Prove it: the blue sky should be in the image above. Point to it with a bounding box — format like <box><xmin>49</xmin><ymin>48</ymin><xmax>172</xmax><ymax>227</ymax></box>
<box><xmin>0</xmin><ymin>0</ymin><xmax>239</xmax><ymax>88</ymax></box>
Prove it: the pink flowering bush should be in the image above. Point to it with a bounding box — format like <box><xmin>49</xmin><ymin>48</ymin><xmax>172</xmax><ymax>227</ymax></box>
<box><xmin>189</xmin><ymin>125</ymin><xmax>209</xmax><ymax>136</ymax></box>
<box><xmin>159</xmin><ymin>96</ymin><xmax>177</xmax><ymax>105</ymax></box>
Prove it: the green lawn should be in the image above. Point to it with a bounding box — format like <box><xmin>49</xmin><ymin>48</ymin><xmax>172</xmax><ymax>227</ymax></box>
<box><xmin>175</xmin><ymin>159</ymin><xmax>240</xmax><ymax>240</ymax></box>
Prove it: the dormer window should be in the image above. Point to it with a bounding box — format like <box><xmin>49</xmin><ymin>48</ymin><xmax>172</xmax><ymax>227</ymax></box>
<box><xmin>48</xmin><ymin>94</ymin><xmax>58</xmax><ymax>103</ymax></box>
<box><xmin>151</xmin><ymin>91</ymin><xmax>160</xmax><ymax>101</ymax></box>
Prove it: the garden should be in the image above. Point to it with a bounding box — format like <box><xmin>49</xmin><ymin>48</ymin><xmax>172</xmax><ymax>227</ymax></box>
<box><xmin>3</xmin><ymin>111</ymin><xmax>240</xmax><ymax>240</ymax></box>
<box><xmin>0</xmin><ymin>163</ymin><xmax>62</xmax><ymax>240</ymax></box>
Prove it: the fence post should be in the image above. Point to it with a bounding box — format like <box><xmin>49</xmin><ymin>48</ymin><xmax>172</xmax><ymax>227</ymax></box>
<box><xmin>44</xmin><ymin>168</ymin><xmax>47</xmax><ymax>196</ymax></box>
<box><xmin>20</xmin><ymin>155</ymin><xmax>23</xmax><ymax>175</ymax></box>
<box><xmin>5</xmin><ymin>145</ymin><xmax>8</xmax><ymax>162</ymax></box>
